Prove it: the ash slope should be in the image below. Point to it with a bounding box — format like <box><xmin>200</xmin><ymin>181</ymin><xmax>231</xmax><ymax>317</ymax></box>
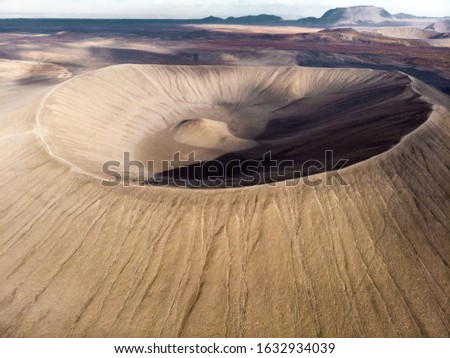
<box><xmin>0</xmin><ymin>64</ymin><xmax>449</xmax><ymax>337</ymax></box>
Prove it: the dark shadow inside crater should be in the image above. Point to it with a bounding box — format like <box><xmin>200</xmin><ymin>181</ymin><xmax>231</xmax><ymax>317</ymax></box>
<box><xmin>147</xmin><ymin>78</ymin><xmax>432</xmax><ymax>188</ymax></box>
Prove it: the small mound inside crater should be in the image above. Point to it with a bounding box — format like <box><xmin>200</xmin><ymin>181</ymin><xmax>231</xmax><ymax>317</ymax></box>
<box><xmin>170</xmin><ymin>118</ymin><xmax>256</xmax><ymax>151</ymax></box>
<box><xmin>37</xmin><ymin>65</ymin><xmax>433</xmax><ymax>188</ymax></box>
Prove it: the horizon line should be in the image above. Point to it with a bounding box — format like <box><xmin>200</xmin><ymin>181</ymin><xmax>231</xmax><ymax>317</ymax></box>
<box><xmin>1</xmin><ymin>13</ymin><xmax>449</xmax><ymax>21</ymax></box>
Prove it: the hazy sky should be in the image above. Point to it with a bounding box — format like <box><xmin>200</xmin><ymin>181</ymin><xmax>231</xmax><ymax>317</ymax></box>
<box><xmin>0</xmin><ymin>0</ymin><xmax>449</xmax><ymax>19</ymax></box>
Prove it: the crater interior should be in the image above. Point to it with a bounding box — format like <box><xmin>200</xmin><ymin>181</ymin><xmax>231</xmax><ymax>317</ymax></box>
<box><xmin>37</xmin><ymin>65</ymin><xmax>431</xmax><ymax>188</ymax></box>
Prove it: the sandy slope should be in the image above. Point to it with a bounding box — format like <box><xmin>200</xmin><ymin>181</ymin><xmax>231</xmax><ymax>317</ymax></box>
<box><xmin>370</xmin><ymin>27</ymin><xmax>450</xmax><ymax>48</ymax></box>
<box><xmin>0</xmin><ymin>59</ymin><xmax>71</xmax><ymax>81</ymax></box>
<box><xmin>0</xmin><ymin>64</ymin><xmax>449</xmax><ymax>337</ymax></box>
<box><xmin>373</xmin><ymin>27</ymin><xmax>438</xmax><ymax>39</ymax></box>
<box><xmin>429</xmin><ymin>38</ymin><xmax>450</xmax><ymax>47</ymax></box>
<box><xmin>426</xmin><ymin>20</ymin><xmax>450</xmax><ymax>33</ymax></box>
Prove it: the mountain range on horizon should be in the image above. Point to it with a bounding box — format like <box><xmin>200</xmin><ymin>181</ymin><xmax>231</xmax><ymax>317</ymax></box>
<box><xmin>192</xmin><ymin>5</ymin><xmax>449</xmax><ymax>29</ymax></box>
<box><xmin>197</xmin><ymin>6</ymin><xmax>449</xmax><ymax>27</ymax></box>
<box><xmin>1</xmin><ymin>5</ymin><xmax>449</xmax><ymax>31</ymax></box>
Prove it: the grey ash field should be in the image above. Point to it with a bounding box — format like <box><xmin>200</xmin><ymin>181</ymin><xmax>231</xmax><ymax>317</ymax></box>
<box><xmin>0</xmin><ymin>13</ymin><xmax>449</xmax><ymax>337</ymax></box>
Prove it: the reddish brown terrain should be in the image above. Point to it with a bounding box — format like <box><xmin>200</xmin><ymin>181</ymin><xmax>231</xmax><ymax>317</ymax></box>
<box><xmin>1</xmin><ymin>24</ymin><xmax>449</xmax><ymax>93</ymax></box>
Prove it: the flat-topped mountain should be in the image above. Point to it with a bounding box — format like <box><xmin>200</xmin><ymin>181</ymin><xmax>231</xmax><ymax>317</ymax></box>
<box><xmin>296</xmin><ymin>6</ymin><xmax>396</xmax><ymax>26</ymax></box>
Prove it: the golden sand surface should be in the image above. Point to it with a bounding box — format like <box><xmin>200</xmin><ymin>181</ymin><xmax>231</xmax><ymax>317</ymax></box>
<box><xmin>0</xmin><ymin>62</ymin><xmax>449</xmax><ymax>337</ymax></box>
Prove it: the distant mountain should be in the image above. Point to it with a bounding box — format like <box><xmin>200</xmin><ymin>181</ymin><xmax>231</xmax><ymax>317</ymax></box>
<box><xmin>393</xmin><ymin>13</ymin><xmax>425</xmax><ymax>19</ymax></box>
<box><xmin>295</xmin><ymin>6</ymin><xmax>397</xmax><ymax>27</ymax></box>
<box><xmin>225</xmin><ymin>14</ymin><xmax>282</xmax><ymax>24</ymax></box>
<box><xmin>192</xmin><ymin>7</ymin><xmax>449</xmax><ymax>28</ymax></box>
<box><xmin>199</xmin><ymin>14</ymin><xmax>282</xmax><ymax>25</ymax></box>
<box><xmin>426</xmin><ymin>20</ymin><xmax>450</xmax><ymax>32</ymax></box>
<box><xmin>199</xmin><ymin>16</ymin><xmax>224</xmax><ymax>24</ymax></box>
